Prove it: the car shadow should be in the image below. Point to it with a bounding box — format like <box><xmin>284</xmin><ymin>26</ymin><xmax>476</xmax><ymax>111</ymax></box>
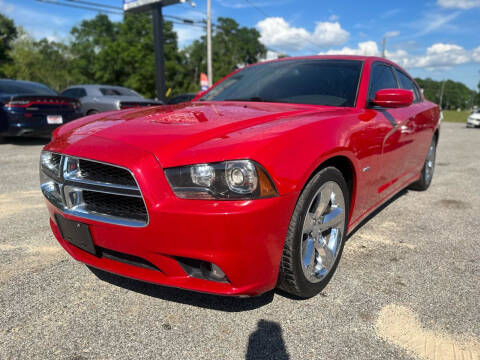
<box><xmin>246</xmin><ymin>320</ymin><xmax>290</xmax><ymax>359</ymax></box>
<box><xmin>88</xmin><ymin>266</ymin><xmax>275</xmax><ymax>312</ymax></box>
<box><xmin>87</xmin><ymin>188</ymin><xmax>409</xmax><ymax>311</ymax></box>
<box><xmin>347</xmin><ymin>188</ymin><xmax>408</xmax><ymax>240</ymax></box>
<box><xmin>2</xmin><ymin>136</ymin><xmax>50</xmax><ymax>146</ymax></box>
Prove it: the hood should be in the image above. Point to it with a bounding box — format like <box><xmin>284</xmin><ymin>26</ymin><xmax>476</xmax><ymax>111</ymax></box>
<box><xmin>54</xmin><ymin>101</ymin><xmax>348</xmax><ymax>166</ymax></box>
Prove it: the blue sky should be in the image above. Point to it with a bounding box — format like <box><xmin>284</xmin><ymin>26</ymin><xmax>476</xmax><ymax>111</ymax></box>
<box><xmin>2</xmin><ymin>0</ymin><xmax>480</xmax><ymax>89</ymax></box>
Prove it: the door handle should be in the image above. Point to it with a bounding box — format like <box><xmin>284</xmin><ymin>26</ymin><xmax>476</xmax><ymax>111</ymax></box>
<box><xmin>400</xmin><ymin>124</ymin><xmax>414</xmax><ymax>134</ymax></box>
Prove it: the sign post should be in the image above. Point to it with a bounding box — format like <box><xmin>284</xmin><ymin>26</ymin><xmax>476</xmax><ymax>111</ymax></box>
<box><xmin>123</xmin><ymin>0</ymin><xmax>189</xmax><ymax>102</ymax></box>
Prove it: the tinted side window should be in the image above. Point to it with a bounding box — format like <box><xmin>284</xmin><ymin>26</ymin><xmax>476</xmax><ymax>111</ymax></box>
<box><xmin>394</xmin><ymin>69</ymin><xmax>420</xmax><ymax>102</ymax></box>
<box><xmin>61</xmin><ymin>89</ymin><xmax>76</xmax><ymax>98</ymax></box>
<box><xmin>77</xmin><ymin>88</ymin><xmax>87</xmax><ymax>98</ymax></box>
<box><xmin>368</xmin><ymin>64</ymin><xmax>398</xmax><ymax>100</ymax></box>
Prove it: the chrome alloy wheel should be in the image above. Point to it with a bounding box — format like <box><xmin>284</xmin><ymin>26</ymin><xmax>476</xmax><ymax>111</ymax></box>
<box><xmin>300</xmin><ymin>181</ymin><xmax>345</xmax><ymax>283</ymax></box>
<box><xmin>425</xmin><ymin>141</ymin><xmax>436</xmax><ymax>184</ymax></box>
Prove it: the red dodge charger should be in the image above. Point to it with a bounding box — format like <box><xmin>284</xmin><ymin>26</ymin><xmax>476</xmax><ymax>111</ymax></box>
<box><xmin>40</xmin><ymin>56</ymin><xmax>440</xmax><ymax>298</ymax></box>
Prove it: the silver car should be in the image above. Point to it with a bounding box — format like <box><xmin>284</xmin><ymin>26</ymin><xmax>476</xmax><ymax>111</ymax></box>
<box><xmin>60</xmin><ymin>85</ymin><xmax>162</xmax><ymax>116</ymax></box>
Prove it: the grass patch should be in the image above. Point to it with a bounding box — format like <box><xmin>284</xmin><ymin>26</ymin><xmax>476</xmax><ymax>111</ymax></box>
<box><xmin>442</xmin><ymin>110</ymin><xmax>470</xmax><ymax>123</ymax></box>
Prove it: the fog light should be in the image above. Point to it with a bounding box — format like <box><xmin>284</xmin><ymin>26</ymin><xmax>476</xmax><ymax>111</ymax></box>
<box><xmin>209</xmin><ymin>263</ymin><xmax>227</xmax><ymax>281</ymax></box>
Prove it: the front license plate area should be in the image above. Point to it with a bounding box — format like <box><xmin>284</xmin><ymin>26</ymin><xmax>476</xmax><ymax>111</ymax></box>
<box><xmin>55</xmin><ymin>214</ymin><xmax>97</xmax><ymax>256</ymax></box>
<box><xmin>47</xmin><ymin>115</ymin><xmax>63</xmax><ymax>124</ymax></box>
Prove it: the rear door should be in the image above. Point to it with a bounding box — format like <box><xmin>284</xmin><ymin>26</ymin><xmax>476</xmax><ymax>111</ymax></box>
<box><xmin>393</xmin><ymin>68</ymin><xmax>432</xmax><ymax>172</ymax></box>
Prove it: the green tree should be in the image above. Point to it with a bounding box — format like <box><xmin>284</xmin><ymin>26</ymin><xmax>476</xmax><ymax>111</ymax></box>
<box><xmin>0</xmin><ymin>13</ymin><xmax>18</xmax><ymax>76</ymax></box>
<box><xmin>69</xmin><ymin>13</ymin><xmax>188</xmax><ymax>98</ymax></box>
<box><xmin>70</xmin><ymin>14</ymin><xmax>120</xmax><ymax>85</ymax></box>
<box><xmin>415</xmin><ymin>77</ymin><xmax>478</xmax><ymax>110</ymax></box>
<box><xmin>3</xmin><ymin>33</ymin><xmax>73</xmax><ymax>91</ymax></box>
<box><xmin>184</xmin><ymin>17</ymin><xmax>266</xmax><ymax>90</ymax></box>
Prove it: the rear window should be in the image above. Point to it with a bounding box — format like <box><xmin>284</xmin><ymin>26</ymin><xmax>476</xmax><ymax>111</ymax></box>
<box><xmin>100</xmin><ymin>87</ymin><xmax>139</xmax><ymax>97</ymax></box>
<box><xmin>394</xmin><ymin>69</ymin><xmax>421</xmax><ymax>102</ymax></box>
<box><xmin>0</xmin><ymin>81</ymin><xmax>57</xmax><ymax>96</ymax></box>
<box><xmin>200</xmin><ymin>59</ymin><xmax>363</xmax><ymax>107</ymax></box>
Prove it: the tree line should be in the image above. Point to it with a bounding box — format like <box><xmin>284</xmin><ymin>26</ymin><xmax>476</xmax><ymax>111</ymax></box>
<box><xmin>415</xmin><ymin>78</ymin><xmax>480</xmax><ymax>110</ymax></box>
<box><xmin>0</xmin><ymin>12</ymin><xmax>266</xmax><ymax>99</ymax></box>
<box><xmin>0</xmin><ymin>11</ymin><xmax>479</xmax><ymax>107</ymax></box>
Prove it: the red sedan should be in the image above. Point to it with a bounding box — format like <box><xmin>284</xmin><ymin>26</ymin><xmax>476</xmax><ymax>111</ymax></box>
<box><xmin>40</xmin><ymin>56</ymin><xmax>440</xmax><ymax>298</ymax></box>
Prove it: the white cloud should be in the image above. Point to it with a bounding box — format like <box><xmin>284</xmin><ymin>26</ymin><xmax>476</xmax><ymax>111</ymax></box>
<box><xmin>320</xmin><ymin>41</ymin><xmax>381</xmax><ymax>56</ymax></box>
<box><xmin>409</xmin><ymin>43</ymin><xmax>471</xmax><ymax>68</ymax></box>
<box><xmin>414</xmin><ymin>11</ymin><xmax>460</xmax><ymax>36</ymax></box>
<box><xmin>328</xmin><ymin>14</ymin><xmax>339</xmax><ymax>21</ymax></box>
<box><xmin>174</xmin><ymin>26</ymin><xmax>202</xmax><ymax>48</ymax></box>
<box><xmin>320</xmin><ymin>41</ymin><xmax>480</xmax><ymax>70</ymax></box>
<box><xmin>256</xmin><ymin>17</ymin><xmax>349</xmax><ymax>52</ymax></box>
<box><xmin>437</xmin><ymin>0</ymin><xmax>480</xmax><ymax>9</ymax></box>
<box><xmin>384</xmin><ymin>31</ymin><xmax>400</xmax><ymax>38</ymax></box>
<box><xmin>472</xmin><ymin>46</ymin><xmax>480</xmax><ymax>62</ymax></box>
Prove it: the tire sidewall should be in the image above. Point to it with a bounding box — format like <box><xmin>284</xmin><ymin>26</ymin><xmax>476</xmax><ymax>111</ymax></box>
<box><xmin>288</xmin><ymin>167</ymin><xmax>350</xmax><ymax>298</ymax></box>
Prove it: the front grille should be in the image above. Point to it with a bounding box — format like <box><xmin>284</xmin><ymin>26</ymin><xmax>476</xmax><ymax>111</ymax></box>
<box><xmin>40</xmin><ymin>154</ymin><xmax>148</xmax><ymax>227</ymax></box>
<box><xmin>83</xmin><ymin>191</ymin><xmax>147</xmax><ymax>222</ymax></box>
<box><xmin>78</xmin><ymin>159</ymin><xmax>137</xmax><ymax>187</ymax></box>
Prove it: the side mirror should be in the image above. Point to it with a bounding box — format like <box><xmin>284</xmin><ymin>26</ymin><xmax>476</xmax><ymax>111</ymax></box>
<box><xmin>372</xmin><ymin>89</ymin><xmax>413</xmax><ymax>108</ymax></box>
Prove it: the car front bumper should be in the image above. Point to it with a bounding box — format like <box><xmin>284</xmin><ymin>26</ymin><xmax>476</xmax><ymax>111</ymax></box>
<box><xmin>46</xmin><ymin>191</ymin><xmax>297</xmax><ymax>296</ymax></box>
<box><xmin>466</xmin><ymin>117</ymin><xmax>480</xmax><ymax>128</ymax></box>
<box><xmin>43</xmin><ymin>136</ymin><xmax>298</xmax><ymax>296</ymax></box>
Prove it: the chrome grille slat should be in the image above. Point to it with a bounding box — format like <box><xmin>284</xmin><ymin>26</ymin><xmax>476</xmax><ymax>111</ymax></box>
<box><xmin>40</xmin><ymin>154</ymin><xmax>148</xmax><ymax>227</ymax></box>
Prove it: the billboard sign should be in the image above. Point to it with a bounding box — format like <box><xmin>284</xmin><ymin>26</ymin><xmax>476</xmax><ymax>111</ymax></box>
<box><xmin>123</xmin><ymin>0</ymin><xmax>183</xmax><ymax>12</ymax></box>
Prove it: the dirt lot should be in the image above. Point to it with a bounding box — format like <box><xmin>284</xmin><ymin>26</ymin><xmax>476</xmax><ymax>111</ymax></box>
<box><xmin>0</xmin><ymin>122</ymin><xmax>479</xmax><ymax>360</ymax></box>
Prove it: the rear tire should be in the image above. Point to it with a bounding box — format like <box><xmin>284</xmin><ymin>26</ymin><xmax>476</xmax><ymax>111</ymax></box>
<box><xmin>87</xmin><ymin>110</ymin><xmax>99</xmax><ymax>115</ymax></box>
<box><xmin>277</xmin><ymin>167</ymin><xmax>349</xmax><ymax>298</ymax></box>
<box><xmin>409</xmin><ymin>136</ymin><xmax>437</xmax><ymax>191</ymax></box>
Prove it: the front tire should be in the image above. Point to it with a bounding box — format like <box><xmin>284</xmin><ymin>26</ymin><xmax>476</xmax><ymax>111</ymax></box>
<box><xmin>278</xmin><ymin>167</ymin><xmax>349</xmax><ymax>298</ymax></box>
<box><xmin>409</xmin><ymin>136</ymin><xmax>437</xmax><ymax>191</ymax></box>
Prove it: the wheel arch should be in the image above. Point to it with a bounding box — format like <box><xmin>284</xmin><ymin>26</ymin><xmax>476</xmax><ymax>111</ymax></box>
<box><xmin>300</xmin><ymin>154</ymin><xmax>358</xmax><ymax>223</ymax></box>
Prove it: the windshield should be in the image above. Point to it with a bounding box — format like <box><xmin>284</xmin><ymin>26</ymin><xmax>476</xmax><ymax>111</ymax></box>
<box><xmin>200</xmin><ymin>59</ymin><xmax>363</xmax><ymax>107</ymax></box>
<box><xmin>0</xmin><ymin>81</ymin><xmax>57</xmax><ymax>96</ymax></box>
<box><xmin>100</xmin><ymin>87</ymin><xmax>141</xmax><ymax>97</ymax></box>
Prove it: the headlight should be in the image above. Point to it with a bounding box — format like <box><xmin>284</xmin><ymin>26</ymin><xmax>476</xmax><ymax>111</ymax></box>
<box><xmin>40</xmin><ymin>151</ymin><xmax>63</xmax><ymax>208</ymax></box>
<box><xmin>164</xmin><ymin>160</ymin><xmax>278</xmax><ymax>200</ymax></box>
<box><xmin>40</xmin><ymin>151</ymin><xmax>61</xmax><ymax>177</ymax></box>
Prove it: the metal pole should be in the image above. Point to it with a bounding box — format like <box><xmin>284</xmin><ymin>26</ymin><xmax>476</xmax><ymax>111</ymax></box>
<box><xmin>206</xmin><ymin>0</ymin><xmax>213</xmax><ymax>87</ymax></box>
<box><xmin>439</xmin><ymin>80</ymin><xmax>446</xmax><ymax>109</ymax></box>
<box><xmin>153</xmin><ymin>4</ymin><xmax>167</xmax><ymax>102</ymax></box>
<box><xmin>381</xmin><ymin>37</ymin><xmax>386</xmax><ymax>58</ymax></box>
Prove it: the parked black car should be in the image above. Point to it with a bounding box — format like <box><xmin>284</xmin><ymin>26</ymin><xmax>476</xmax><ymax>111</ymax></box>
<box><xmin>167</xmin><ymin>93</ymin><xmax>197</xmax><ymax>105</ymax></box>
<box><xmin>0</xmin><ymin>80</ymin><xmax>82</xmax><ymax>141</ymax></box>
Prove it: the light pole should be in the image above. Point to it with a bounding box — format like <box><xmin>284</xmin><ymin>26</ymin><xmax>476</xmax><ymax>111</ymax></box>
<box><xmin>206</xmin><ymin>0</ymin><xmax>213</xmax><ymax>87</ymax></box>
<box><xmin>124</xmin><ymin>0</ymin><xmax>195</xmax><ymax>102</ymax></box>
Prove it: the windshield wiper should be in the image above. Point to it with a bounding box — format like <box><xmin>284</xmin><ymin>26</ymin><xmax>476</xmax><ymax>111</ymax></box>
<box><xmin>223</xmin><ymin>97</ymin><xmax>281</xmax><ymax>103</ymax></box>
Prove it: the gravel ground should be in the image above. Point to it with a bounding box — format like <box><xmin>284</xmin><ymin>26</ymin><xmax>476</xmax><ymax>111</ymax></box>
<box><xmin>0</xmin><ymin>123</ymin><xmax>479</xmax><ymax>360</ymax></box>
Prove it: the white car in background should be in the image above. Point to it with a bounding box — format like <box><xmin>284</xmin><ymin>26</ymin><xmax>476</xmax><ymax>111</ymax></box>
<box><xmin>466</xmin><ymin>110</ymin><xmax>480</xmax><ymax>128</ymax></box>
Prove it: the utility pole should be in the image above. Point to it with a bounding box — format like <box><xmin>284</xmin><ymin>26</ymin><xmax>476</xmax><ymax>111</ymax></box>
<box><xmin>439</xmin><ymin>80</ymin><xmax>446</xmax><ymax>109</ymax></box>
<box><xmin>381</xmin><ymin>37</ymin><xmax>386</xmax><ymax>58</ymax></box>
<box><xmin>152</xmin><ymin>4</ymin><xmax>166</xmax><ymax>103</ymax></box>
<box><xmin>206</xmin><ymin>0</ymin><xmax>213</xmax><ymax>87</ymax></box>
<box><xmin>123</xmin><ymin>0</ymin><xmax>196</xmax><ymax>102</ymax></box>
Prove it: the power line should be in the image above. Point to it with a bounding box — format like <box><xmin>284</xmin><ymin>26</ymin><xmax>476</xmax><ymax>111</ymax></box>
<box><xmin>243</xmin><ymin>0</ymin><xmax>268</xmax><ymax>17</ymax></box>
<box><xmin>36</xmin><ymin>0</ymin><xmax>205</xmax><ymax>25</ymax></box>
<box><xmin>65</xmin><ymin>0</ymin><xmax>122</xmax><ymax>10</ymax></box>
<box><xmin>36</xmin><ymin>0</ymin><xmax>123</xmax><ymax>15</ymax></box>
